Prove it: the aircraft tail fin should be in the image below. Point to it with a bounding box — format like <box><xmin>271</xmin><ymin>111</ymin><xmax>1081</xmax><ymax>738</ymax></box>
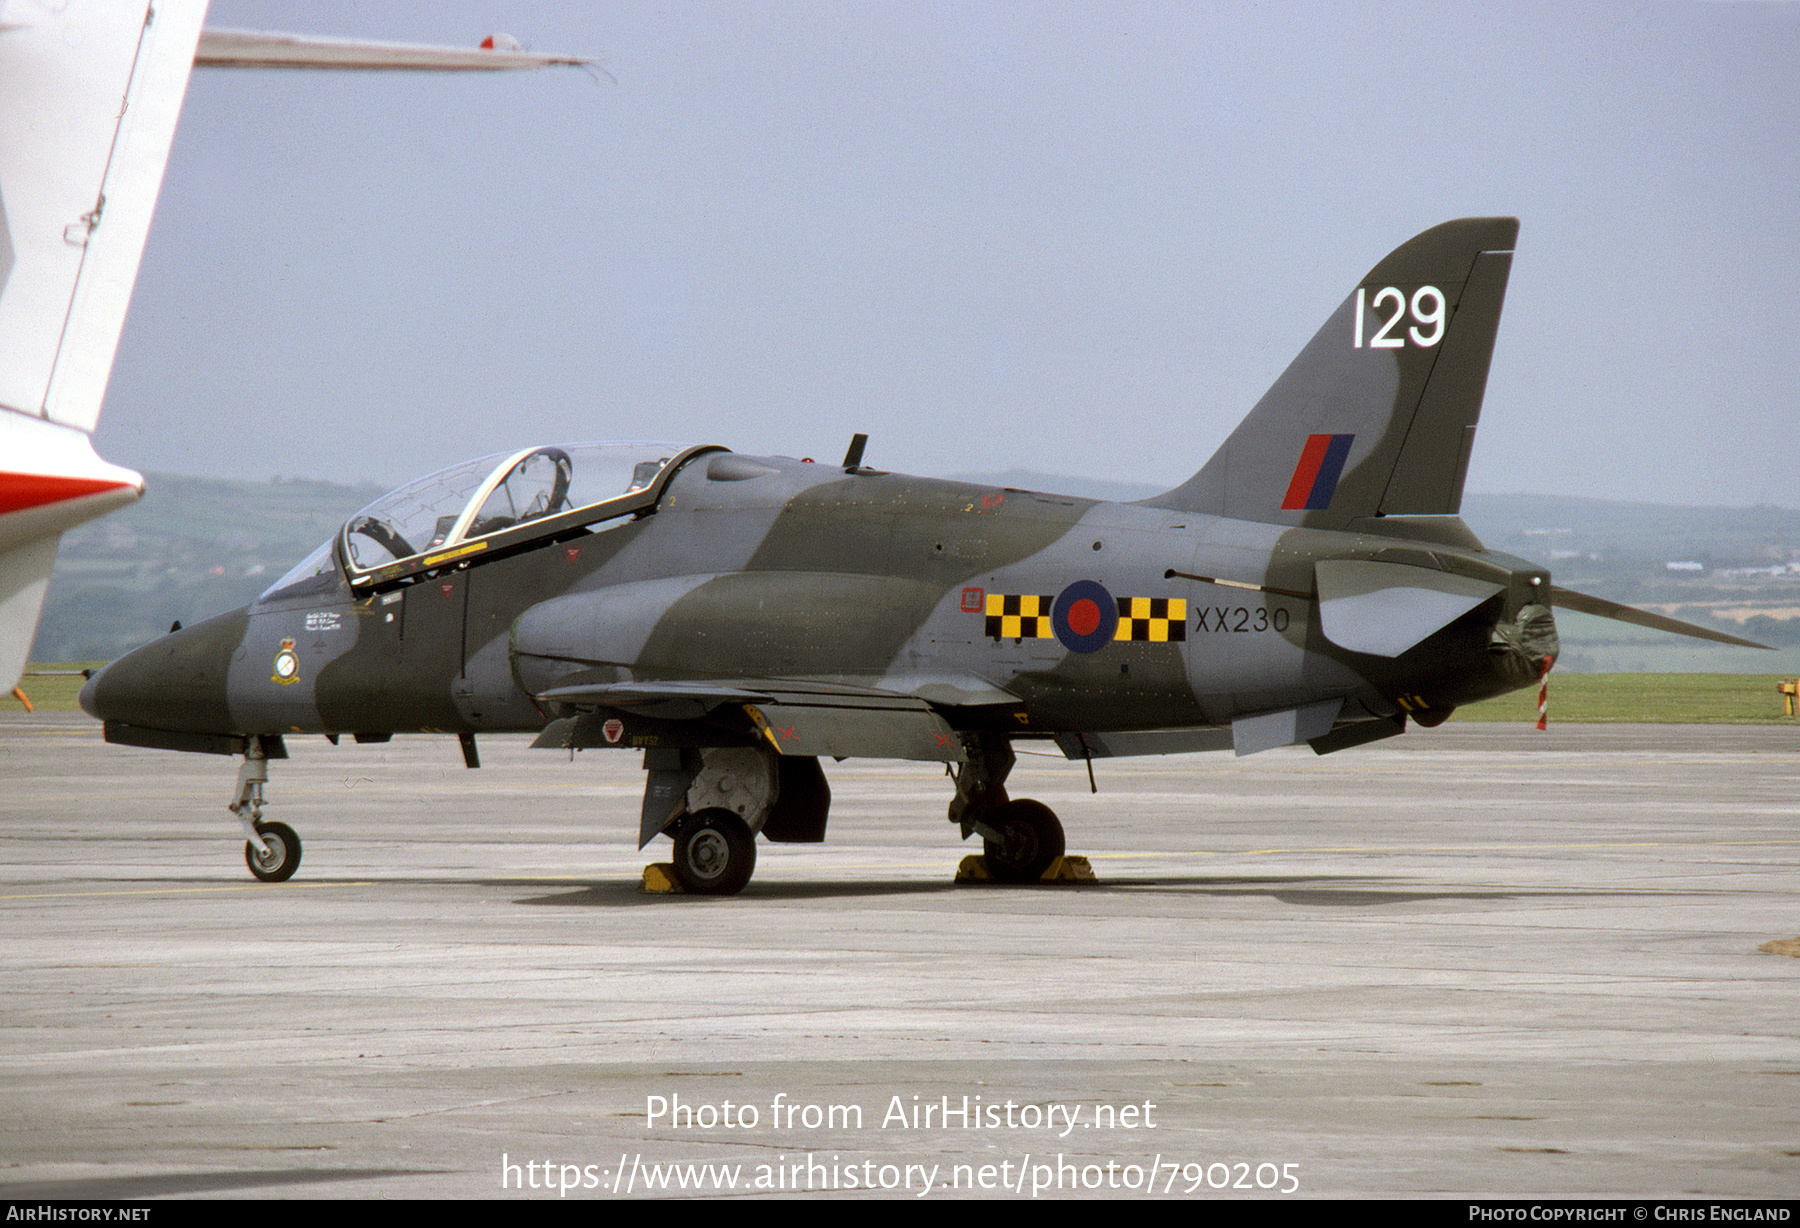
<box><xmin>1147</xmin><ymin>218</ymin><xmax>1518</xmax><ymax>527</ymax></box>
<box><xmin>0</xmin><ymin>0</ymin><xmax>209</xmax><ymax>433</ymax></box>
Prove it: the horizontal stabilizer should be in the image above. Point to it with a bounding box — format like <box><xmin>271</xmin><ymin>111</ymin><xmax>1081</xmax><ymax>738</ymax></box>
<box><xmin>1550</xmin><ymin>586</ymin><xmax>1770</xmax><ymax>650</ymax></box>
<box><xmin>1315</xmin><ymin>560</ymin><xmax>1503</xmax><ymax>657</ymax></box>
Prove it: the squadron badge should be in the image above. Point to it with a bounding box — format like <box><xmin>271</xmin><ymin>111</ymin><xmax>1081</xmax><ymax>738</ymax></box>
<box><xmin>271</xmin><ymin>638</ymin><xmax>301</xmax><ymax>686</ymax></box>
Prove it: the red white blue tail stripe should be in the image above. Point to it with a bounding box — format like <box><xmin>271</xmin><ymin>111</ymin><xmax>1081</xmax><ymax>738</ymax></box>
<box><xmin>1280</xmin><ymin>433</ymin><xmax>1355</xmax><ymax>511</ymax></box>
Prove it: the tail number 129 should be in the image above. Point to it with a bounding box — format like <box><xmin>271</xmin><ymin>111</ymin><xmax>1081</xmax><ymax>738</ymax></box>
<box><xmin>1354</xmin><ymin>285</ymin><xmax>1445</xmax><ymax>349</ymax></box>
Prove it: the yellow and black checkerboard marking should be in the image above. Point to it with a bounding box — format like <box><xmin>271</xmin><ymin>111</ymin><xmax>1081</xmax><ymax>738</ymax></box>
<box><xmin>1115</xmin><ymin>596</ymin><xmax>1186</xmax><ymax>642</ymax></box>
<box><xmin>983</xmin><ymin>593</ymin><xmax>1187</xmax><ymax>642</ymax></box>
<box><xmin>985</xmin><ymin>593</ymin><xmax>1054</xmax><ymax>639</ymax></box>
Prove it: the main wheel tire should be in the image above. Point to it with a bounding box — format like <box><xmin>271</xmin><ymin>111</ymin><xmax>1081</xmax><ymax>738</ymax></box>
<box><xmin>671</xmin><ymin>809</ymin><xmax>757</xmax><ymax>896</ymax></box>
<box><xmin>245</xmin><ymin>820</ymin><xmax>302</xmax><ymax>883</ymax></box>
<box><xmin>981</xmin><ymin>799</ymin><xmax>1064</xmax><ymax>883</ymax></box>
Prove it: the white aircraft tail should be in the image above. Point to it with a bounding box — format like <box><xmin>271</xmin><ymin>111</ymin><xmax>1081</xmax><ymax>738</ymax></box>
<box><xmin>0</xmin><ymin>0</ymin><xmax>205</xmax><ymax>685</ymax></box>
<box><xmin>0</xmin><ymin>0</ymin><xmax>209</xmax><ymax>431</ymax></box>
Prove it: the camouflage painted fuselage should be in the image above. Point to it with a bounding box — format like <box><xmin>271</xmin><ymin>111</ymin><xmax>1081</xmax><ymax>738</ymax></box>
<box><xmin>84</xmin><ymin>448</ymin><xmax>1554</xmax><ymax>759</ymax></box>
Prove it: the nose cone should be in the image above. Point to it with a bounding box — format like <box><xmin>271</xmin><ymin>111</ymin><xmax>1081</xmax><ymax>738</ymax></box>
<box><xmin>81</xmin><ymin>607</ymin><xmax>250</xmax><ymax>734</ymax></box>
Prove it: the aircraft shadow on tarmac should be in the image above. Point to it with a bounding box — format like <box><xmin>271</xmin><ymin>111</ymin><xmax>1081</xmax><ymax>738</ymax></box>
<box><xmin>0</xmin><ymin>1168</ymin><xmax>438</xmax><ymax>1201</ymax></box>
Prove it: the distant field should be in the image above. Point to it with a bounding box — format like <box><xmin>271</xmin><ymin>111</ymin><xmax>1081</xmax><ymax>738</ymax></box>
<box><xmin>10</xmin><ymin>667</ymin><xmax>102</xmax><ymax>714</ymax></box>
<box><xmin>15</xmin><ymin>666</ymin><xmax>1798</xmax><ymax>726</ymax></box>
<box><xmin>1451</xmin><ymin>672</ymin><xmax>1798</xmax><ymax>724</ymax></box>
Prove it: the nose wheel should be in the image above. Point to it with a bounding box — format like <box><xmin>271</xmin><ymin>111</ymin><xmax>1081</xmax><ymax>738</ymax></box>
<box><xmin>245</xmin><ymin>820</ymin><xmax>302</xmax><ymax>883</ymax></box>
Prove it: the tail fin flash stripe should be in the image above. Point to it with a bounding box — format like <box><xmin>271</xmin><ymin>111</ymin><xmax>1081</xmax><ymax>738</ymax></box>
<box><xmin>1280</xmin><ymin>433</ymin><xmax>1355</xmax><ymax>511</ymax></box>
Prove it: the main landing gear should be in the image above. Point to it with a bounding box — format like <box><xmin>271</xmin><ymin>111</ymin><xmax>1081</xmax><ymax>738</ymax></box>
<box><xmin>229</xmin><ymin>741</ymin><xmax>302</xmax><ymax>883</ymax></box>
<box><xmin>669</xmin><ymin>809</ymin><xmax>757</xmax><ymax>896</ymax></box>
<box><xmin>950</xmin><ymin>734</ymin><xmax>1066</xmax><ymax>883</ymax></box>
<box><xmin>638</xmin><ymin>746</ymin><xmax>837</xmax><ymax>895</ymax></box>
<box><xmin>639</xmin><ymin>736</ymin><xmax>1070</xmax><ymax>893</ymax></box>
<box><xmin>642</xmin><ymin>746</ymin><xmax>788</xmax><ymax>897</ymax></box>
<box><xmin>979</xmin><ymin>799</ymin><xmax>1066</xmax><ymax>882</ymax></box>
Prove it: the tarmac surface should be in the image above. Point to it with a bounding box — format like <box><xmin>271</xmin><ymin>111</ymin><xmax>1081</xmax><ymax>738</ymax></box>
<box><xmin>1</xmin><ymin>712</ymin><xmax>1797</xmax><ymax>1199</ymax></box>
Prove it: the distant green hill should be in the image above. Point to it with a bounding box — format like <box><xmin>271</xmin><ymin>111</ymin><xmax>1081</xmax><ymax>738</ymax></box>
<box><xmin>33</xmin><ymin>473</ymin><xmax>381</xmax><ymax>662</ymax></box>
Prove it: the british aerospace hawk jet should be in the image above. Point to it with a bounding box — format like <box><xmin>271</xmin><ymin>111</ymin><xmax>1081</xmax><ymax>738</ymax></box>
<box><xmin>79</xmin><ymin>217</ymin><xmax>1762</xmax><ymax>895</ymax></box>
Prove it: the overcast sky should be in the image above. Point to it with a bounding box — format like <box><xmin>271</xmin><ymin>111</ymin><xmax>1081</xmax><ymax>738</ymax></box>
<box><xmin>93</xmin><ymin>1</ymin><xmax>1800</xmax><ymax>509</ymax></box>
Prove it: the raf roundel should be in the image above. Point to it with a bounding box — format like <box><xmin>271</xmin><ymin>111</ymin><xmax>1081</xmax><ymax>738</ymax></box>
<box><xmin>1052</xmin><ymin>580</ymin><xmax>1119</xmax><ymax>654</ymax></box>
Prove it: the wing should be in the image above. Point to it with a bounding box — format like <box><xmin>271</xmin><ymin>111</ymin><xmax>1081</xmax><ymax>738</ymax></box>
<box><xmin>194</xmin><ymin>28</ymin><xmax>593</xmax><ymax>71</ymax></box>
<box><xmin>532</xmin><ymin>676</ymin><xmax>1025</xmax><ymax>762</ymax></box>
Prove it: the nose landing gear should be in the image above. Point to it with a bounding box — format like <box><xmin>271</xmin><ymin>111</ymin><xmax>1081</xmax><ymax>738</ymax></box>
<box><xmin>229</xmin><ymin>743</ymin><xmax>302</xmax><ymax>883</ymax></box>
<box><xmin>245</xmin><ymin>820</ymin><xmax>302</xmax><ymax>883</ymax></box>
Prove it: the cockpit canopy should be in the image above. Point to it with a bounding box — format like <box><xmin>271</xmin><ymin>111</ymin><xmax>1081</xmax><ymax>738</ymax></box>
<box><xmin>341</xmin><ymin>442</ymin><xmax>689</xmax><ymax>572</ymax></box>
<box><xmin>260</xmin><ymin>442</ymin><xmax>697</xmax><ymax>602</ymax></box>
